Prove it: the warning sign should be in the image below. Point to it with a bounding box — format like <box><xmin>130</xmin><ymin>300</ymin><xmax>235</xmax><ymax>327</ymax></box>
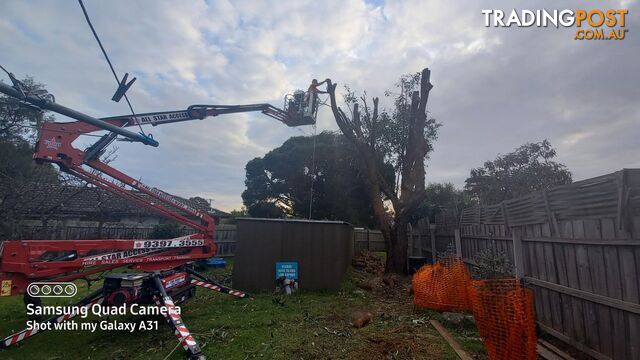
<box><xmin>275</xmin><ymin>262</ymin><xmax>298</xmax><ymax>280</ymax></box>
<box><xmin>1</xmin><ymin>280</ymin><xmax>12</xmax><ymax>296</ymax></box>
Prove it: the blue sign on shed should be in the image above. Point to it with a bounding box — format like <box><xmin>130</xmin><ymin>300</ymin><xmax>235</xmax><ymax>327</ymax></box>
<box><xmin>275</xmin><ymin>262</ymin><xmax>298</xmax><ymax>280</ymax></box>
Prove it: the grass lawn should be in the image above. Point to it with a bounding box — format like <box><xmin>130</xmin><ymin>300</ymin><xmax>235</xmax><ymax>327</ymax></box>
<box><xmin>0</xmin><ymin>256</ymin><xmax>487</xmax><ymax>359</ymax></box>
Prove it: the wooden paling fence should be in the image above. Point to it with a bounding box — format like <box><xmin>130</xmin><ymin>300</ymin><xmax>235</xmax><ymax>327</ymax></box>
<box><xmin>410</xmin><ymin>169</ymin><xmax>640</xmax><ymax>360</ymax></box>
<box><xmin>213</xmin><ymin>224</ymin><xmax>236</xmax><ymax>257</ymax></box>
<box><xmin>353</xmin><ymin>228</ymin><xmax>385</xmax><ymax>253</ymax></box>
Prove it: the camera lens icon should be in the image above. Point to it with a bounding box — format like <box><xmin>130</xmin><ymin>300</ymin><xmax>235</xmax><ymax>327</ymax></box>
<box><xmin>27</xmin><ymin>282</ymin><xmax>77</xmax><ymax>298</ymax></box>
<box><xmin>41</xmin><ymin>285</ymin><xmax>51</xmax><ymax>295</ymax></box>
<box><xmin>27</xmin><ymin>284</ymin><xmax>40</xmax><ymax>296</ymax></box>
<box><xmin>64</xmin><ymin>284</ymin><xmax>76</xmax><ymax>295</ymax></box>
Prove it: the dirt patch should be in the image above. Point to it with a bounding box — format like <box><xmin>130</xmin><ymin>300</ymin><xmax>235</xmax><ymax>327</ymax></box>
<box><xmin>345</xmin><ymin>261</ymin><xmax>450</xmax><ymax>359</ymax></box>
<box><xmin>350</xmin><ymin>327</ymin><xmax>445</xmax><ymax>360</ymax></box>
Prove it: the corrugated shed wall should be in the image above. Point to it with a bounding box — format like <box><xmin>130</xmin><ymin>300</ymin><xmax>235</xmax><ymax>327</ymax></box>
<box><xmin>232</xmin><ymin>218</ymin><xmax>353</xmax><ymax>291</ymax></box>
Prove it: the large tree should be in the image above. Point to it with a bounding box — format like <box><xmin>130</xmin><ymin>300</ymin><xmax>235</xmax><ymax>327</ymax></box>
<box><xmin>242</xmin><ymin>132</ymin><xmax>385</xmax><ymax>227</ymax></box>
<box><xmin>327</xmin><ymin>68</ymin><xmax>439</xmax><ymax>274</ymax></box>
<box><xmin>464</xmin><ymin>140</ymin><xmax>572</xmax><ymax>204</ymax></box>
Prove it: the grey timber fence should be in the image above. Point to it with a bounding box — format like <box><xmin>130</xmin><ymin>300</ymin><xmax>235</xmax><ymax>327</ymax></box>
<box><xmin>431</xmin><ymin>169</ymin><xmax>640</xmax><ymax>360</ymax></box>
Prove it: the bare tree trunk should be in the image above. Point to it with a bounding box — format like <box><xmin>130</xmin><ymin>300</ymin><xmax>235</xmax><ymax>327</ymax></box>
<box><xmin>386</xmin><ymin>219</ymin><xmax>409</xmax><ymax>273</ymax></box>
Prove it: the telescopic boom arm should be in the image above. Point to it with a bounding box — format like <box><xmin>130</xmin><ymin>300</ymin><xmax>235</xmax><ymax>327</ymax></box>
<box><xmin>0</xmin><ymin>81</ymin><xmax>158</xmax><ymax>146</ymax></box>
<box><xmin>101</xmin><ymin>104</ymin><xmax>298</xmax><ymax>128</ymax></box>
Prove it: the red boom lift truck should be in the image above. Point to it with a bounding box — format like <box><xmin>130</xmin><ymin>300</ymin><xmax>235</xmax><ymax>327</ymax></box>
<box><xmin>0</xmin><ymin>72</ymin><xmax>317</xmax><ymax>359</ymax></box>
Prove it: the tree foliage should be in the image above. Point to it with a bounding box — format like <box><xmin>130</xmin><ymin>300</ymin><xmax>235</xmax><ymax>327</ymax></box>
<box><xmin>413</xmin><ymin>183</ymin><xmax>474</xmax><ymax>223</ymax></box>
<box><xmin>473</xmin><ymin>246</ymin><xmax>515</xmax><ymax>279</ymax></box>
<box><xmin>0</xmin><ymin>77</ymin><xmax>57</xmax><ymax>179</ymax></box>
<box><xmin>228</xmin><ymin>208</ymin><xmax>248</xmax><ymax>218</ymax></box>
<box><xmin>0</xmin><ymin>77</ymin><xmax>52</xmax><ymax>141</ymax></box>
<box><xmin>464</xmin><ymin>140</ymin><xmax>572</xmax><ymax>204</ymax></box>
<box><xmin>242</xmin><ymin>132</ymin><xmax>383</xmax><ymax>227</ymax></box>
<box><xmin>327</xmin><ymin>68</ymin><xmax>439</xmax><ymax>274</ymax></box>
<box><xmin>0</xmin><ymin>77</ymin><xmax>60</xmax><ymax>239</ymax></box>
<box><xmin>222</xmin><ymin>207</ymin><xmax>249</xmax><ymax>224</ymax></box>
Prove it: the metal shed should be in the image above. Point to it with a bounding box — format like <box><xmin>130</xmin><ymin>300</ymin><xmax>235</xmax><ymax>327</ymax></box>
<box><xmin>232</xmin><ymin>218</ymin><xmax>354</xmax><ymax>291</ymax></box>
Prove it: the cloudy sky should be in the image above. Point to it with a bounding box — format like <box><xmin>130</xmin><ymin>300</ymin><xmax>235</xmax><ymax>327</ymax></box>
<box><xmin>1</xmin><ymin>0</ymin><xmax>638</xmax><ymax>211</ymax></box>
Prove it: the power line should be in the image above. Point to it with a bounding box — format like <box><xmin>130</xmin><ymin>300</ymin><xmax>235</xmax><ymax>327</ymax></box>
<box><xmin>77</xmin><ymin>0</ymin><xmax>145</xmax><ymax>136</ymax></box>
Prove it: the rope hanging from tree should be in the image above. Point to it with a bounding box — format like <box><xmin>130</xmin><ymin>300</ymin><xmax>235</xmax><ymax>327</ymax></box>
<box><xmin>308</xmin><ymin>122</ymin><xmax>317</xmax><ymax>219</ymax></box>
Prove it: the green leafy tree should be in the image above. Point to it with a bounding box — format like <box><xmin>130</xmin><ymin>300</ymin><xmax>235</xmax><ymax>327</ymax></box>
<box><xmin>242</xmin><ymin>132</ymin><xmax>384</xmax><ymax>227</ymax></box>
<box><xmin>464</xmin><ymin>140</ymin><xmax>572</xmax><ymax>204</ymax></box>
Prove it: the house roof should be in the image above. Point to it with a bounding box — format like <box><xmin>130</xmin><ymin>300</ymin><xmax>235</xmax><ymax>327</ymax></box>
<box><xmin>2</xmin><ymin>181</ymin><xmax>230</xmax><ymax>219</ymax></box>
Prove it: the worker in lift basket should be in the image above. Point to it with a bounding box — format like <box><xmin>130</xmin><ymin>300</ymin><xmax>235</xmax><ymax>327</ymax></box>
<box><xmin>304</xmin><ymin>78</ymin><xmax>328</xmax><ymax>120</ymax></box>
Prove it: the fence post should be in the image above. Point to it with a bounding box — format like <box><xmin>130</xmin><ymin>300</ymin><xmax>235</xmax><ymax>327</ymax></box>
<box><xmin>407</xmin><ymin>223</ymin><xmax>414</xmax><ymax>257</ymax></box>
<box><xmin>512</xmin><ymin>229</ymin><xmax>525</xmax><ymax>279</ymax></box>
<box><xmin>430</xmin><ymin>224</ymin><xmax>437</xmax><ymax>264</ymax></box>
<box><xmin>367</xmin><ymin>229</ymin><xmax>370</xmax><ymax>251</ymax></box>
<box><xmin>454</xmin><ymin>228</ymin><xmax>462</xmax><ymax>259</ymax></box>
<box><xmin>417</xmin><ymin>229</ymin><xmax>423</xmax><ymax>258</ymax></box>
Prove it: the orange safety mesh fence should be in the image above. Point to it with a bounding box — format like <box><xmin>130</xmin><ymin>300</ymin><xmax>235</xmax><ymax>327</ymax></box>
<box><xmin>412</xmin><ymin>257</ymin><xmax>471</xmax><ymax>312</ymax></box>
<box><xmin>469</xmin><ymin>279</ymin><xmax>537</xmax><ymax>360</ymax></box>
